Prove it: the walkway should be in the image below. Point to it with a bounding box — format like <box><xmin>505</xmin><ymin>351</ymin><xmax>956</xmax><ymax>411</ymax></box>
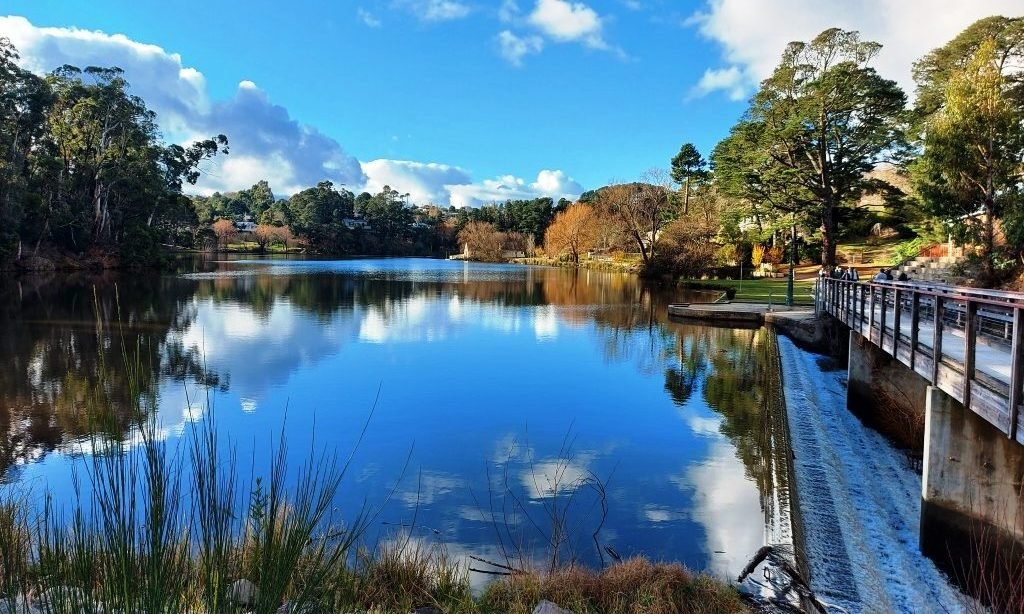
<box><xmin>818</xmin><ymin>278</ymin><xmax>1024</xmax><ymax>443</ymax></box>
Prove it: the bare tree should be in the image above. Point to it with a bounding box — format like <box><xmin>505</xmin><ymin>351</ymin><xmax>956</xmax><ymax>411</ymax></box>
<box><xmin>598</xmin><ymin>169</ymin><xmax>672</xmax><ymax>265</ymax></box>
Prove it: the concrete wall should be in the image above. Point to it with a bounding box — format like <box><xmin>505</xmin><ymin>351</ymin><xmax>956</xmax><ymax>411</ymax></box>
<box><xmin>846</xmin><ymin>330</ymin><xmax>929</xmax><ymax>452</ymax></box>
<box><xmin>921</xmin><ymin>385</ymin><xmax>1024</xmax><ymax>582</ymax></box>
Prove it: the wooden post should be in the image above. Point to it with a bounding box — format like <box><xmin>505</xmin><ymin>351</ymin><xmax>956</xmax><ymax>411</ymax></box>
<box><xmin>910</xmin><ymin>292</ymin><xmax>920</xmax><ymax>370</ymax></box>
<box><xmin>932</xmin><ymin>296</ymin><xmax>943</xmax><ymax>385</ymax></box>
<box><xmin>879</xmin><ymin>286</ymin><xmax>888</xmax><ymax>347</ymax></box>
<box><xmin>963</xmin><ymin>301</ymin><xmax>977</xmax><ymax>410</ymax></box>
<box><xmin>1009</xmin><ymin>308</ymin><xmax>1024</xmax><ymax>441</ymax></box>
<box><xmin>868</xmin><ymin>285</ymin><xmax>876</xmax><ymax>343</ymax></box>
<box><xmin>860</xmin><ymin>284</ymin><xmax>868</xmax><ymax>335</ymax></box>
<box><xmin>893</xmin><ymin>289</ymin><xmax>902</xmax><ymax>357</ymax></box>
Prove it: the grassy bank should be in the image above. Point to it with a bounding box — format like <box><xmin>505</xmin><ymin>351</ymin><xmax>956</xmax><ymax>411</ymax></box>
<box><xmin>679</xmin><ymin>278</ymin><xmax>816</xmax><ymax>306</ymax></box>
<box><xmin>511</xmin><ymin>256</ymin><xmax>643</xmax><ymax>274</ymax></box>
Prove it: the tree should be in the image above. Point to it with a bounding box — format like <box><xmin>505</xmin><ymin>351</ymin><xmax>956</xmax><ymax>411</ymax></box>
<box><xmin>713</xmin><ymin>28</ymin><xmax>908</xmax><ymax>267</ymax></box>
<box><xmin>361</xmin><ymin>186</ymin><xmax>413</xmax><ymax>244</ymax></box>
<box><xmin>252</xmin><ymin>224</ymin><xmax>277</xmax><ymax>252</ymax></box>
<box><xmin>911</xmin><ymin>17</ymin><xmax>1024</xmax><ymax>282</ymax></box>
<box><xmin>287</xmin><ymin>181</ymin><xmax>354</xmax><ymax>251</ymax></box>
<box><xmin>597</xmin><ymin>170</ymin><xmax>672</xmax><ymax>265</ymax></box>
<box><xmin>211</xmin><ymin>219</ymin><xmax>236</xmax><ymax>248</ymax></box>
<box><xmin>241</xmin><ymin>180</ymin><xmax>275</xmax><ymax>221</ymax></box>
<box><xmin>458</xmin><ymin>221</ymin><xmax>504</xmax><ymax>262</ymax></box>
<box><xmin>670</xmin><ymin>143</ymin><xmax>708</xmax><ymax>215</ymax></box>
<box><xmin>544</xmin><ymin>203</ymin><xmax>597</xmax><ymax>264</ymax></box>
<box><xmin>504</xmin><ymin>197</ymin><xmax>554</xmax><ymax>241</ymax></box>
<box><xmin>0</xmin><ymin>38</ymin><xmax>50</xmax><ymax>261</ymax></box>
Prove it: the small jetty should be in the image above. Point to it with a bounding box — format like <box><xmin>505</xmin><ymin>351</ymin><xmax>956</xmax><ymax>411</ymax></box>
<box><xmin>667</xmin><ymin>302</ymin><xmax>815</xmax><ymax>326</ymax></box>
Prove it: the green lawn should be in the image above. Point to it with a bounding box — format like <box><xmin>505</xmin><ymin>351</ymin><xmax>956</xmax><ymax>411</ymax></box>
<box><xmin>679</xmin><ymin>277</ymin><xmax>817</xmax><ymax>306</ymax></box>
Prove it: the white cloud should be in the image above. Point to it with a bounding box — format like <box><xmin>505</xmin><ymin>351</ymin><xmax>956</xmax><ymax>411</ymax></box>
<box><xmin>361</xmin><ymin>160</ymin><xmax>473</xmax><ymax>204</ymax></box>
<box><xmin>2</xmin><ymin>15</ymin><xmax>366</xmax><ymax>196</ymax></box>
<box><xmin>497</xmin><ymin>0</ymin><xmax>622</xmax><ymax>64</ymax></box>
<box><xmin>396</xmin><ymin>0</ymin><xmax>472</xmax><ymax>22</ymax></box>
<box><xmin>528</xmin><ymin>0</ymin><xmax>606</xmax><ymax>48</ymax></box>
<box><xmin>3</xmin><ymin>15</ymin><xmax>585</xmax><ymax>206</ymax></box>
<box><xmin>689</xmin><ymin>0</ymin><xmax>1024</xmax><ymax>100</ymax></box>
<box><xmin>357</xmin><ymin>8</ymin><xmax>383</xmax><ymax>27</ymax></box>
<box><xmin>362</xmin><ymin>160</ymin><xmax>583</xmax><ymax>208</ymax></box>
<box><xmin>498</xmin><ymin>0</ymin><xmax>521</xmax><ymax>22</ymax></box>
<box><xmin>497</xmin><ymin>30</ymin><xmax>544</xmax><ymax>66</ymax></box>
<box><xmin>692</xmin><ymin>66</ymin><xmax>746</xmax><ymax>101</ymax></box>
<box><xmin>447</xmin><ymin>169</ymin><xmax>584</xmax><ymax>208</ymax></box>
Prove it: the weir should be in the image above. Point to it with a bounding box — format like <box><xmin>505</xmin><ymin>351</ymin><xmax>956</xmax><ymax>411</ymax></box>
<box><xmin>818</xmin><ymin>278</ymin><xmax>1024</xmax><ymax>582</ymax></box>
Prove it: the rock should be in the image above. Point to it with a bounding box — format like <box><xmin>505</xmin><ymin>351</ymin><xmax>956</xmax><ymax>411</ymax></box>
<box><xmin>227</xmin><ymin>579</ymin><xmax>258</xmax><ymax>608</ymax></box>
<box><xmin>532</xmin><ymin>601</ymin><xmax>573</xmax><ymax>614</ymax></box>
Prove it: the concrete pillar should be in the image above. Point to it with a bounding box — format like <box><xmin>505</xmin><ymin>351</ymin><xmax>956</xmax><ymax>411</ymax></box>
<box><xmin>921</xmin><ymin>385</ymin><xmax>1024</xmax><ymax>586</ymax></box>
<box><xmin>846</xmin><ymin>330</ymin><xmax>929</xmax><ymax>451</ymax></box>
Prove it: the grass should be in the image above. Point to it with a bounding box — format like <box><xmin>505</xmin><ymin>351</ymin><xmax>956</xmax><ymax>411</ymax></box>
<box><xmin>478</xmin><ymin>558</ymin><xmax>747</xmax><ymax>614</ymax></box>
<box><xmin>679</xmin><ymin>278</ymin><xmax>817</xmax><ymax>306</ymax></box>
<box><xmin>836</xmin><ymin>236</ymin><xmax>906</xmax><ymax>267</ymax></box>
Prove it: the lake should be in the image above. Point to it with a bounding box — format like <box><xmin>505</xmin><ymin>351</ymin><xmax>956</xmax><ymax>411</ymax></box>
<box><xmin>0</xmin><ymin>257</ymin><xmax>793</xmax><ymax>585</ymax></box>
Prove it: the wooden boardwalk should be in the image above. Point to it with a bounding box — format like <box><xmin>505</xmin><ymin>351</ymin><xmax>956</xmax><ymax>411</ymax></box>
<box><xmin>818</xmin><ymin>278</ymin><xmax>1024</xmax><ymax>444</ymax></box>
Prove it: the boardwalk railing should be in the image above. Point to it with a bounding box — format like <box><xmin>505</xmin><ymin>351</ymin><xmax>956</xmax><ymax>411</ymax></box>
<box><xmin>817</xmin><ymin>277</ymin><xmax>1024</xmax><ymax>445</ymax></box>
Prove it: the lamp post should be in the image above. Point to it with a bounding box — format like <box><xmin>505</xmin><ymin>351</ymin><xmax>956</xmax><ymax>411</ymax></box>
<box><xmin>786</xmin><ymin>217</ymin><xmax>796</xmax><ymax>307</ymax></box>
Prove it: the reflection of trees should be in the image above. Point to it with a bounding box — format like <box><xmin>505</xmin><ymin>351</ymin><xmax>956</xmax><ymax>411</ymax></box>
<box><xmin>700</xmin><ymin>328</ymin><xmax>791</xmax><ymax>529</ymax></box>
<box><xmin>0</xmin><ymin>274</ymin><xmax>214</xmax><ymax>481</ymax></box>
<box><xmin>0</xmin><ymin>259</ymin><xmax>791</xmax><ymax>535</ymax></box>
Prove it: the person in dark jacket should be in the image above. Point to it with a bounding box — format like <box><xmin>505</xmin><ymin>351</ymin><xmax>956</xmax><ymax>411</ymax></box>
<box><xmin>896</xmin><ymin>270</ymin><xmax>909</xmax><ymax>282</ymax></box>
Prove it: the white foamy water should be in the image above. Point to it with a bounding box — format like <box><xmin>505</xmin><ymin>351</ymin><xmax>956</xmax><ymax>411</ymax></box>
<box><xmin>777</xmin><ymin>336</ymin><xmax>968</xmax><ymax>613</ymax></box>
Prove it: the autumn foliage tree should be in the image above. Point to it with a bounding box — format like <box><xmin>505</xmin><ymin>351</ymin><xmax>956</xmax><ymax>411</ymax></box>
<box><xmin>458</xmin><ymin>221</ymin><xmax>505</xmax><ymax>262</ymax></box>
<box><xmin>253</xmin><ymin>224</ymin><xmax>277</xmax><ymax>252</ymax></box>
<box><xmin>544</xmin><ymin>203</ymin><xmax>598</xmax><ymax>264</ymax></box>
<box><xmin>211</xmin><ymin>219</ymin><xmax>236</xmax><ymax>248</ymax></box>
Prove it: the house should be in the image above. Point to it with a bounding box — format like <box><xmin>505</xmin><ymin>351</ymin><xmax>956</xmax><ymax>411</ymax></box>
<box><xmin>234</xmin><ymin>215</ymin><xmax>256</xmax><ymax>233</ymax></box>
<box><xmin>342</xmin><ymin>217</ymin><xmax>370</xmax><ymax>230</ymax></box>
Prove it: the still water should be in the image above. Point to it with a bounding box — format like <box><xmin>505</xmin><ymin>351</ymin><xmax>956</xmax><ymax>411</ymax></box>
<box><xmin>0</xmin><ymin>257</ymin><xmax>792</xmax><ymax>582</ymax></box>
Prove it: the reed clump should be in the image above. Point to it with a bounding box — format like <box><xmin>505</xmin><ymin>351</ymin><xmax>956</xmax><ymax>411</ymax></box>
<box><xmin>478</xmin><ymin>557</ymin><xmax>748</xmax><ymax>614</ymax></box>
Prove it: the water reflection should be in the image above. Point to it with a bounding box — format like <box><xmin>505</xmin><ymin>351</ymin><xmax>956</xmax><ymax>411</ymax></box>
<box><xmin>0</xmin><ymin>258</ymin><xmax>792</xmax><ymax>580</ymax></box>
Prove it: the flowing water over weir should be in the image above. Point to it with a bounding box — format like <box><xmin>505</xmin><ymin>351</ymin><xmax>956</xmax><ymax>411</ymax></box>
<box><xmin>777</xmin><ymin>336</ymin><xmax>967</xmax><ymax>612</ymax></box>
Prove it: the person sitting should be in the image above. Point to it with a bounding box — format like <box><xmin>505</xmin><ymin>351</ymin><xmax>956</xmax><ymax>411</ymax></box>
<box><xmin>885</xmin><ymin>269</ymin><xmax>894</xmax><ymax>281</ymax></box>
<box><xmin>872</xmin><ymin>268</ymin><xmax>889</xmax><ymax>282</ymax></box>
<box><xmin>832</xmin><ymin>266</ymin><xmax>844</xmax><ymax>279</ymax></box>
<box><xmin>896</xmin><ymin>270</ymin><xmax>909</xmax><ymax>282</ymax></box>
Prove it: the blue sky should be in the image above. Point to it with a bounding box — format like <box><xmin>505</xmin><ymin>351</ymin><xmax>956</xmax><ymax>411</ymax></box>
<box><xmin>3</xmin><ymin>0</ymin><xmax>1020</xmax><ymax>205</ymax></box>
